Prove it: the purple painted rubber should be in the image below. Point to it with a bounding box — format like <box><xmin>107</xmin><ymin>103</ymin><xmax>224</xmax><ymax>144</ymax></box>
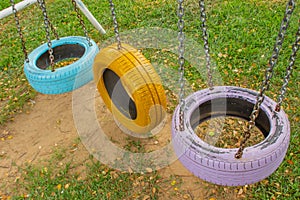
<box><xmin>172</xmin><ymin>86</ymin><xmax>290</xmax><ymax>186</ymax></box>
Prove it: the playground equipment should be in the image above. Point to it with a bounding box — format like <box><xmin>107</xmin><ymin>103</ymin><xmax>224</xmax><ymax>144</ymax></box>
<box><xmin>5</xmin><ymin>0</ymin><xmax>299</xmax><ymax>186</ymax></box>
<box><xmin>1</xmin><ymin>0</ymin><xmax>105</xmax><ymax>34</ymax></box>
<box><xmin>172</xmin><ymin>0</ymin><xmax>299</xmax><ymax>186</ymax></box>
<box><xmin>9</xmin><ymin>0</ymin><xmax>103</xmax><ymax>94</ymax></box>
<box><xmin>93</xmin><ymin>0</ymin><xmax>167</xmax><ymax>134</ymax></box>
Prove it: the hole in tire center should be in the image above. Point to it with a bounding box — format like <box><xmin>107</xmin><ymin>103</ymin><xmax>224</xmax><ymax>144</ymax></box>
<box><xmin>103</xmin><ymin>69</ymin><xmax>137</xmax><ymax>120</ymax></box>
<box><xmin>36</xmin><ymin>44</ymin><xmax>85</xmax><ymax>70</ymax></box>
<box><xmin>195</xmin><ymin>116</ymin><xmax>265</xmax><ymax>148</ymax></box>
<box><xmin>190</xmin><ymin>97</ymin><xmax>270</xmax><ymax>149</ymax></box>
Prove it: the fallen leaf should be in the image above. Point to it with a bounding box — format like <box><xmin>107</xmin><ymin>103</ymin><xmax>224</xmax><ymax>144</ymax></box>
<box><xmin>128</xmin><ymin>167</ymin><xmax>133</xmax><ymax>174</ymax></box>
<box><xmin>238</xmin><ymin>188</ymin><xmax>243</xmax><ymax>195</ymax></box>
<box><xmin>171</xmin><ymin>180</ymin><xmax>176</xmax><ymax>186</ymax></box>
<box><xmin>64</xmin><ymin>183</ymin><xmax>70</xmax><ymax>189</ymax></box>
<box><xmin>287</xmin><ymin>160</ymin><xmax>294</xmax><ymax>165</ymax></box>
<box><xmin>142</xmin><ymin>195</ymin><xmax>150</xmax><ymax>200</ymax></box>
<box><xmin>208</xmin><ymin>131</ymin><xmax>215</xmax><ymax>136</ymax></box>
<box><xmin>145</xmin><ymin>167</ymin><xmax>153</xmax><ymax>173</ymax></box>
<box><xmin>152</xmin><ymin>187</ymin><xmax>156</xmax><ymax>194</ymax></box>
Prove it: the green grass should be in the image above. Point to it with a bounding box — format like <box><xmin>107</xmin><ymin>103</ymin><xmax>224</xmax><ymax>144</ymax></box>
<box><xmin>9</xmin><ymin>147</ymin><xmax>161</xmax><ymax>199</ymax></box>
<box><xmin>0</xmin><ymin>0</ymin><xmax>299</xmax><ymax>199</ymax></box>
<box><xmin>22</xmin><ymin>161</ymin><xmax>157</xmax><ymax>199</ymax></box>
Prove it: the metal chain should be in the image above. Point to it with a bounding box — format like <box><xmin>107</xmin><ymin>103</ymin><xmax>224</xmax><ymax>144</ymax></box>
<box><xmin>108</xmin><ymin>0</ymin><xmax>122</xmax><ymax>49</ymax></box>
<box><xmin>199</xmin><ymin>0</ymin><xmax>213</xmax><ymax>89</ymax></box>
<box><xmin>47</xmin><ymin>18</ymin><xmax>59</xmax><ymax>40</ymax></box>
<box><xmin>71</xmin><ymin>0</ymin><xmax>92</xmax><ymax>46</ymax></box>
<box><xmin>177</xmin><ymin>0</ymin><xmax>186</xmax><ymax>131</ymax></box>
<box><xmin>37</xmin><ymin>2</ymin><xmax>59</xmax><ymax>40</ymax></box>
<box><xmin>235</xmin><ymin>0</ymin><xmax>295</xmax><ymax>159</ymax></box>
<box><xmin>10</xmin><ymin>0</ymin><xmax>29</xmax><ymax>63</ymax></box>
<box><xmin>37</xmin><ymin>0</ymin><xmax>55</xmax><ymax>72</ymax></box>
<box><xmin>276</xmin><ymin>22</ymin><xmax>300</xmax><ymax>112</ymax></box>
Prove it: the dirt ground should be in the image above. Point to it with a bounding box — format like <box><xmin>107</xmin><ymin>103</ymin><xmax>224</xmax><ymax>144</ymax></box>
<box><xmin>0</xmin><ymin>88</ymin><xmax>246</xmax><ymax>199</ymax></box>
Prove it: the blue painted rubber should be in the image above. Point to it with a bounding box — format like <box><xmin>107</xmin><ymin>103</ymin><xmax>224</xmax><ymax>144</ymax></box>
<box><xmin>24</xmin><ymin>36</ymin><xmax>99</xmax><ymax>94</ymax></box>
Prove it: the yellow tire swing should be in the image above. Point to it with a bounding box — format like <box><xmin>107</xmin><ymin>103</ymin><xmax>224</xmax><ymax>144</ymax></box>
<box><xmin>93</xmin><ymin>0</ymin><xmax>166</xmax><ymax>134</ymax></box>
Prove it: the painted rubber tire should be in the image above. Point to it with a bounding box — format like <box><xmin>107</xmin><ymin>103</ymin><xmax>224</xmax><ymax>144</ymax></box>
<box><xmin>172</xmin><ymin>86</ymin><xmax>290</xmax><ymax>186</ymax></box>
<box><xmin>24</xmin><ymin>36</ymin><xmax>99</xmax><ymax>94</ymax></box>
<box><xmin>93</xmin><ymin>43</ymin><xmax>167</xmax><ymax>134</ymax></box>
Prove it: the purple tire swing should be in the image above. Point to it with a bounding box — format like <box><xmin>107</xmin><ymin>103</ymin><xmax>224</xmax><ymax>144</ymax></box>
<box><xmin>172</xmin><ymin>0</ymin><xmax>299</xmax><ymax>186</ymax></box>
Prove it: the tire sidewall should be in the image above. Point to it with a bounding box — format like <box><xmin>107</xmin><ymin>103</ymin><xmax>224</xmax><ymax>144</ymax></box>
<box><xmin>24</xmin><ymin>36</ymin><xmax>99</xmax><ymax>94</ymax></box>
<box><xmin>172</xmin><ymin>86</ymin><xmax>290</xmax><ymax>185</ymax></box>
<box><xmin>93</xmin><ymin>43</ymin><xmax>166</xmax><ymax>134</ymax></box>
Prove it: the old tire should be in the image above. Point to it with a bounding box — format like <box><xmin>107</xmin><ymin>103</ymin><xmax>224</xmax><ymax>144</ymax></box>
<box><xmin>93</xmin><ymin>43</ymin><xmax>167</xmax><ymax>134</ymax></box>
<box><xmin>24</xmin><ymin>36</ymin><xmax>99</xmax><ymax>94</ymax></box>
<box><xmin>172</xmin><ymin>86</ymin><xmax>290</xmax><ymax>186</ymax></box>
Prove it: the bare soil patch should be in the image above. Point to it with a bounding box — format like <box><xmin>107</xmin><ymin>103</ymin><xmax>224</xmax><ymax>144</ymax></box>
<box><xmin>0</xmin><ymin>92</ymin><xmax>246</xmax><ymax>199</ymax></box>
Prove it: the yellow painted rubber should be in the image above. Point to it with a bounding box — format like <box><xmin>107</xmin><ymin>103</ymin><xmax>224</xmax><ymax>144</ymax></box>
<box><xmin>93</xmin><ymin>43</ymin><xmax>166</xmax><ymax>134</ymax></box>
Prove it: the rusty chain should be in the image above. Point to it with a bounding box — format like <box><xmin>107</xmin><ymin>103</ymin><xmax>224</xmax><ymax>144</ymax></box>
<box><xmin>71</xmin><ymin>0</ymin><xmax>92</xmax><ymax>46</ymax></box>
<box><xmin>37</xmin><ymin>0</ymin><xmax>55</xmax><ymax>72</ymax></box>
<box><xmin>108</xmin><ymin>0</ymin><xmax>122</xmax><ymax>49</ymax></box>
<box><xmin>177</xmin><ymin>0</ymin><xmax>186</xmax><ymax>131</ymax></box>
<box><xmin>235</xmin><ymin>0</ymin><xmax>296</xmax><ymax>158</ymax></box>
<box><xmin>10</xmin><ymin>0</ymin><xmax>29</xmax><ymax>63</ymax></box>
<box><xmin>199</xmin><ymin>0</ymin><xmax>214</xmax><ymax>90</ymax></box>
<box><xmin>47</xmin><ymin>18</ymin><xmax>59</xmax><ymax>40</ymax></box>
<box><xmin>275</xmin><ymin>21</ymin><xmax>300</xmax><ymax>112</ymax></box>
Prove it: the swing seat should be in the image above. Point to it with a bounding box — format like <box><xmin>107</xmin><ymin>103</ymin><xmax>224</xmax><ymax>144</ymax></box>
<box><xmin>24</xmin><ymin>36</ymin><xmax>99</xmax><ymax>94</ymax></box>
<box><xmin>172</xmin><ymin>86</ymin><xmax>290</xmax><ymax>186</ymax></box>
<box><xmin>93</xmin><ymin>43</ymin><xmax>167</xmax><ymax>135</ymax></box>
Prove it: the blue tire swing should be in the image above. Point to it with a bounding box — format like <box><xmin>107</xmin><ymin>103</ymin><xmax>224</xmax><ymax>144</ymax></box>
<box><xmin>172</xmin><ymin>0</ymin><xmax>299</xmax><ymax>186</ymax></box>
<box><xmin>11</xmin><ymin>0</ymin><xmax>99</xmax><ymax>94</ymax></box>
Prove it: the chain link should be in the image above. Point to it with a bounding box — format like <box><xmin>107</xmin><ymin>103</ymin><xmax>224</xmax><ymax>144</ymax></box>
<box><xmin>71</xmin><ymin>0</ymin><xmax>92</xmax><ymax>46</ymax></box>
<box><xmin>177</xmin><ymin>0</ymin><xmax>186</xmax><ymax>131</ymax></box>
<box><xmin>199</xmin><ymin>0</ymin><xmax>213</xmax><ymax>89</ymax></box>
<box><xmin>235</xmin><ymin>0</ymin><xmax>295</xmax><ymax>159</ymax></box>
<box><xmin>10</xmin><ymin>0</ymin><xmax>29</xmax><ymax>63</ymax></box>
<box><xmin>37</xmin><ymin>0</ymin><xmax>55</xmax><ymax>72</ymax></box>
<box><xmin>276</xmin><ymin>20</ymin><xmax>300</xmax><ymax>112</ymax></box>
<box><xmin>36</xmin><ymin>2</ymin><xmax>59</xmax><ymax>40</ymax></box>
<box><xmin>47</xmin><ymin>18</ymin><xmax>59</xmax><ymax>40</ymax></box>
<box><xmin>108</xmin><ymin>0</ymin><xmax>122</xmax><ymax>49</ymax></box>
